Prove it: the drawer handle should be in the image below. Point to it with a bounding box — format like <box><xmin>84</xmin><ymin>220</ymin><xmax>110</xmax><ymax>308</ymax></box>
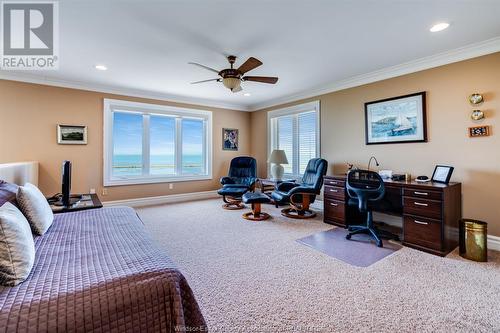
<box><xmin>330</xmin><ymin>203</ymin><xmax>338</xmax><ymax>207</ymax></box>
<box><xmin>414</xmin><ymin>191</ymin><xmax>428</xmax><ymax>196</ymax></box>
<box><xmin>329</xmin><ymin>189</ymin><xmax>338</xmax><ymax>192</ymax></box>
<box><xmin>330</xmin><ymin>181</ymin><xmax>337</xmax><ymax>185</ymax></box>
<box><xmin>414</xmin><ymin>220</ymin><xmax>429</xmax><ymax>225</ymax></box>
<box><xmin>414</xmin><ymin>202</ymin><xmax>428</xmax><ymax>207</ymax></box>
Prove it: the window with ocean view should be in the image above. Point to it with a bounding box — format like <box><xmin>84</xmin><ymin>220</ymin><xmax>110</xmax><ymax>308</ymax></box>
<box><xmin>182</xmin><ymin>119</ymin><xmax>205</xmax><ymax>175</ymax></box>
<box><xmin>112</xmin><ymin>112</ymin><xmax>144</xmax><ymax>177</ymax></box>
<box><xmin>104</xmin><ymin>99</ymin><xmax>212</xmax><ymax>186</ymax></box>
<box><xmin>268</xmin><ymin>101</ymin><xmax>320</xmax><ymax>177</ymax></box>
<box><xmin>150</xmin><ymin>115</ymin><xmax>176</xmax><ymax>176</ymax></box>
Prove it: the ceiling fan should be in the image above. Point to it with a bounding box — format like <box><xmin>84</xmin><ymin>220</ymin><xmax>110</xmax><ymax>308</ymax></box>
<box><xmin>189</xmin><ymin>55</ymin><xmax>278</xmax><ymax>93</ymax></box>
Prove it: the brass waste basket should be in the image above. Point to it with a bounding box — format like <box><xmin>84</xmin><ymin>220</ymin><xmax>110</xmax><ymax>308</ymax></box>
<box><xmin>459</xmin><ymin>219</ymin><xmax>487</xmax><ymax>262</ymax></box>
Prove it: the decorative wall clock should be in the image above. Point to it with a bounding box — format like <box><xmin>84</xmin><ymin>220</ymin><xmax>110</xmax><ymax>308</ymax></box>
<box><xmin>471</xmin><ymin>110</ymin><xmax>485</xmax><ymax>121</ymax></box>
<box><xmin>468</xmin><ymin>93</ymin><xmax>484</xmax><ymax>105</ymax></box>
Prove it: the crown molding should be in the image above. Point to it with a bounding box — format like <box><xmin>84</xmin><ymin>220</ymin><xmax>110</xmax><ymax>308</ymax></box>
<box><xmin>1</xmin><ymin>36</ymin><xmax>499</xmax><ymax>113</ymax></box>
<box><xmin>247</xmin><ymin>36</ymin><xmax>500</xmax><ymax>111</ymax></box>
<box><xmin>0</xmin><ymin>71</ymin><xmax>251</xmax><ymax>111</ymax></box>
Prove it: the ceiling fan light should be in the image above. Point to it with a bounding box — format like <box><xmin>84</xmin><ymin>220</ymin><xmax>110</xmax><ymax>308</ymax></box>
<box><xmin>223</xmin><ymin>77</ymin><xmax>241</xmax><ymax>90</ymax></box>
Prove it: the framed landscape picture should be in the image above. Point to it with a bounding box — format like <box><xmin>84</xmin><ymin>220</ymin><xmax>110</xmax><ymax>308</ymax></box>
<box><xmin>365</xmin><ymin>92</ymin><xmax>427</xmax><ymax>145</ymax></box>
<box><xmin>57</xmin><ymin>125</ymin><xmax>88</xmax><ymax>145</ymax></box>
<box><xmin>222</xmin><ymin>128</ymin><xmax>238</xmax><ymax>151</ymax></box>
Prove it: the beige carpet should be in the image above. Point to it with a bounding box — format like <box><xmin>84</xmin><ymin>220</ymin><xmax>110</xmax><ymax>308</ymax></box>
<box><xmin>136</xmin><ymin>199</ymin><xmax>500</xmax><ymax>333</ymax></box>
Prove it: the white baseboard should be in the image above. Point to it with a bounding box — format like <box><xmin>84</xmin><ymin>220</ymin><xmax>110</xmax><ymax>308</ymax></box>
<box><xmin>103</xmin><ymin>190</ymin><xmax>218</xmax><ymax>208</ymax></box>
<box><xmin>488</xmin><ymin>235</ymin><xmax>500</xmax><ymax>251</ymax></box>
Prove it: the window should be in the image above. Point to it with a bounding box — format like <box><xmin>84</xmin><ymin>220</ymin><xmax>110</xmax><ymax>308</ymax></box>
<box><xmin>268</xmin><ymin>101</ymin><xmax>320</xmax><ymax>177</ymax></box>
<box><xmin>104</xmin><ymin>99</ymin><xmax>212</xmax><ymax>186</ymax></box>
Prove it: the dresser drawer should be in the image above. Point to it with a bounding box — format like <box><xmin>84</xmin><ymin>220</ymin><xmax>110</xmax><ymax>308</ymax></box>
<box><xmin>325</xmin><ymin>178</ymin><xmax>345</xmax><ymax>187</ymax></box>
<box><xmin>404</xmin><ymin>215</ymin><xmax>442</xmax><ymax>250</ymax></box>
<box><xmin>324</xmin><ymin>185</ymin><xmax>345</xmax><ymax>200</ymax></box>
<box><xmin>403</xmin><ymin>188</ymin><xmax>442</xmax><ymax>201</ymax></box>
<box><xmin>324</xmin><ymin>199</ymin><xmax>345</xmax><ymax>221</ymax></box>
<box><xmin>403</xmin><ymin>197</ymin><xmax>442</xmax><ymax>220</ymax></box>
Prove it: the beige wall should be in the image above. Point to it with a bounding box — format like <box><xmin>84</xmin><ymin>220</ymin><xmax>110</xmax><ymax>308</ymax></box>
<box><xmin>251</xmin><ymin>52</ymin><xmax>500</xmax><ymax>236</ymax></box>
<box><xmin>1</xmin><ymin>52</ymin><xmax>500</xmax><ymax>235</ymax></box>
<box><xmin>0</xmin><ymin>80</ymin><xmax>250</xmax><ymax>201</ymax></box>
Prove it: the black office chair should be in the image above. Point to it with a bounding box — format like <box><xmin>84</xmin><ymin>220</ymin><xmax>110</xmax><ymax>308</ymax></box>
<box><xmin>345</xmin><ymin>169</ymin><xmax>386</xmax><ymax>247</ymax></box>
<box><xmin>271</xmin><ymin>158</ymin><xmax>327</xmax><ymax>219</ymax></box>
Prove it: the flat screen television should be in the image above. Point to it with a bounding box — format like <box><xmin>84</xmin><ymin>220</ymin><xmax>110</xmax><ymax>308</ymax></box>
<box><xmin>51</xmin><ymin>161</ymin><xmax>81</xmax><ymax>207</ymax></box>
<box><xmin>61</xmin><ymin>160</ymin><xmax>72</xmax><ymax>206</ymax></box>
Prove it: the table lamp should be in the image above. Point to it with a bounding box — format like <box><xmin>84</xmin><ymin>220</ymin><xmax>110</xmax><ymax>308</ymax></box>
<box><xmin>268</xmin><ymin>149</ymin><xmax>288</xmax><ymax>181</ymax></box>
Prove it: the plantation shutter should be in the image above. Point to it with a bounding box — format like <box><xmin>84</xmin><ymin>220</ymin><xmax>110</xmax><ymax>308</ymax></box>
<box><xmin>270</xmin><ymin>105</ymin><xmax>318</xmax><ymax>177</ymax></box>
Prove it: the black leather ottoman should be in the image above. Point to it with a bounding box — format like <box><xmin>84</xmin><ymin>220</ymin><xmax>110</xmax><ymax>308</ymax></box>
<box><xmin>242</xmin><ymin>192</ymin><xmax>271</xmax><ymax>221</ymax></box>
<box><xmin>217</xmin><ymin>185</ymin><xmax>250</xmax><ymax>210</ymax></box>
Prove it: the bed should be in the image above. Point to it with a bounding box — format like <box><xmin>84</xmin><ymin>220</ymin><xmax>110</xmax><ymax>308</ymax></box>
<box><xmin>0</xmin><ymin>162</ymin><xmax>205</xmax><ymax>332</ymax></box>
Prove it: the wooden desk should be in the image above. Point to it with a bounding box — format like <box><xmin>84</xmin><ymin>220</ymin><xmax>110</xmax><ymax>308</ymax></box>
<box><xmin>323</xmin><ymin>175</ymin><xmax>462</xmax><ymax>256</ymax></box>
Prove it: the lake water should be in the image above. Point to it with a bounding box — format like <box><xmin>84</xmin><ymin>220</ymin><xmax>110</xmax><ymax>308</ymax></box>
<box><xmin>113</xmin><ymin>154</ymin><xmax>204</xmax><ymax>176</ymax></box>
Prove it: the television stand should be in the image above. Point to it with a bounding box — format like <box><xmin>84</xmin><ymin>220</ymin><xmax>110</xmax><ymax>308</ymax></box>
<box><xmin>48</xmin><ymin>193</ymin><xmax>103</xmax><ymax>214</ymax></box>
<box><xmin>51</xmin><ymin>194</ymin><xmax>82</xmax><ymax>207</ymax></box>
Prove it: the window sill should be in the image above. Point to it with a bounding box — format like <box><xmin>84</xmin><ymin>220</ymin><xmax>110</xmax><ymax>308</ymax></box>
<box><xmin>282</xmin><ymin>174</ymin><xmax>302</xmax><ymax>180</ymax></box>
<box><xmin>104</xmin><ymin>174</ymin><xmax>213</xmax><ymax>187</ymax></box>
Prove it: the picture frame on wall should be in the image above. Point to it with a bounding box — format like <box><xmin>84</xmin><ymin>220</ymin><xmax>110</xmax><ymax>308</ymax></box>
<box><xmin>57</xmin><ymin>125</ymin><xmax>88</xmax><ymax>145</ymax></box>
<box><xmin>431</xmin><ymin>165</ymin><xmax>454</xmax><ymax>184</ymax></box>
<box><xmin>222</xmin><ymin>128</ymin><xmax>239</xmax><ymax>151</ymax></box>
<box><xmin>365</xmin><ymin>92</ymin><xmax>427</xmax><ymax>145</ymax></box>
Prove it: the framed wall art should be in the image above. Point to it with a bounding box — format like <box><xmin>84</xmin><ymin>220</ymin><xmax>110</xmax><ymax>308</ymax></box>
<box><xmin>365</xmin><ymin>92</ymin><xmax>427</xmax><ymax>145</ymax></box>
<box><xmin>57</xmin><ymin>125</ymin><xmax>88</xmax><ymax>145</ymax></box>
<box><xmin>222</xmin><ymin>128</ymin><xmax>239</xmax><ymax>151</ymax></box>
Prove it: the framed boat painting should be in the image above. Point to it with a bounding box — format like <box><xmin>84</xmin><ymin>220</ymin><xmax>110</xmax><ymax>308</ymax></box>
<box><xmin>364</xmin><ymin>92</ymin><xmax>427</xmax><ymax>145</ymax></box>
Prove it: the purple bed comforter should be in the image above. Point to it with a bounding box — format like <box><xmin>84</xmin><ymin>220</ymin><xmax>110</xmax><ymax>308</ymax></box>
<box><xmin>0</xmin><ymin>207</ymin><xmax>205</xmax><ymax>333</ymax></box>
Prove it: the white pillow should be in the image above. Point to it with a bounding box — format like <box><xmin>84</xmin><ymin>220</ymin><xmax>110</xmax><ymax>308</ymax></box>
<box><xmin>17</xmin><ymin>183</ymin><xmax>54</xmax><ymax>235</ymax></box>
<box><xmin>0</xmin><ymin>202</ymin><xmax>36</xmax><ymax>286</ymax></box>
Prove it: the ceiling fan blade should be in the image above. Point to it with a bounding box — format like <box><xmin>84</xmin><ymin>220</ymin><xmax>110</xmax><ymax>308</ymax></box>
<box><xmin>232</xmin><ymin>86</ymin><xmax>243</xmax><ymax>93</ymax></box>
<box><xmin>242</xmin><ymin>76</ymin><xmax>278</xmax><ymax>84</ymax></box>
<box><xmin>237</xmin><ymin>57</ymin><xmax>262</xmax><ymax>74</ymax></box>
<box><xmin>190</xmin><ymin>78</ymin><xmax>220</xmax><ymax>84</ymax></box>
<box><xmin>188</xmin><ymin>62</ymin><xmax>220</xmax><ymax>74</ymax></box>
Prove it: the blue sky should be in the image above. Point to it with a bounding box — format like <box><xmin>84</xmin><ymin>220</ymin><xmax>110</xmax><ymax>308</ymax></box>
<box><xmin>113</xmin><ymin>112</ymin><xmax>203</xmax><ymax>155</ymax></box>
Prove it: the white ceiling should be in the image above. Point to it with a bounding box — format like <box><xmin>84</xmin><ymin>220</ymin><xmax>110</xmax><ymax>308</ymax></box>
<box><xmin>2</xmin><ymin>0</ymin><xmax>500</xmax><ymax>111</ymax></box>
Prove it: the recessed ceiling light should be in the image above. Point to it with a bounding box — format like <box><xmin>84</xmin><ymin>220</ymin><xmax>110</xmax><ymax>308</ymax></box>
<box><xmin>430</xmin><ymin>22</ymin><xmax>449</xmax><ymax>32</ymax></box>
<box><xmin>243</xmin><ymin>93</ymin><xmax>251</xmax><ymax>96</ymax></box>
<box><xmin>95</xmin><ymin>64</ymin><xmax>107</xmax><ymax>71</ymax></box>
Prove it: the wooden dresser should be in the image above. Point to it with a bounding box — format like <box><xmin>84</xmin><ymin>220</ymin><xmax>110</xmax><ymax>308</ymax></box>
<box><xmin>323</xmin><ymin>175</ymin><xmax>462</xmax><ymax>256</ymax></box>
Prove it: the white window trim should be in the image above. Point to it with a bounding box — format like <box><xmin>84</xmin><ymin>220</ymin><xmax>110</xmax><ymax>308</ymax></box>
<box><xmin>103</xmin><ymin>98</ymin><xmax>213</xmax><ymax>186</ymax></box>
<box><xmin>267</xmin><ymin>100</ymin><xmax>321</xmax><ymax>178</ymax></box>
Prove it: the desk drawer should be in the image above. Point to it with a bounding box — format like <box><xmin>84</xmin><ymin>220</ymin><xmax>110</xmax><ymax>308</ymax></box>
<box><xmin>324</xmin><ymin>199</ymin><xmax>345</xmax><ymax>221</ymax></box>
<box><xmin>404</xmin><ymin>188</ymin><xmax>442</xmax><ymax>201</ymax></box>
<box><xmin>403</xmin><ymin>197</ymin><xmax>442</xmax><ymax>220</ymax></box>
<box><xmin>324</xmin><ymin>185</ymin><xmax>345</xmax><ymax>200</ymax></box>
<box><xmin>404</xmin><ymin>215</ymin><xmax>442</xmax><ymax>250</ymax></box>
<box><xmin>325</xmin><ymin>178</ymin><xmax>345</xmax><ymax>187</ymax></box>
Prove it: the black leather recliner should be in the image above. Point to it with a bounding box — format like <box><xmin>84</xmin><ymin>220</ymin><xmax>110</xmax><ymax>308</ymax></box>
<box><xmin>217</xmin><ymin>156</ymin><xmax>257</xmax><ymax>209</ymax></box>
<box><xmin>271</xmin><ymin>158</ymin><xmax>327</xmax><ymax>218</ymax></box>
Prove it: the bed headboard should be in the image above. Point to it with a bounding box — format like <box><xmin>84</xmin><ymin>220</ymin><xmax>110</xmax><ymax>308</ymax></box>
<box><xmin>0</xmin><ymin>162</ymin><xmax>39</xmax><ymax>186</ymax></box>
